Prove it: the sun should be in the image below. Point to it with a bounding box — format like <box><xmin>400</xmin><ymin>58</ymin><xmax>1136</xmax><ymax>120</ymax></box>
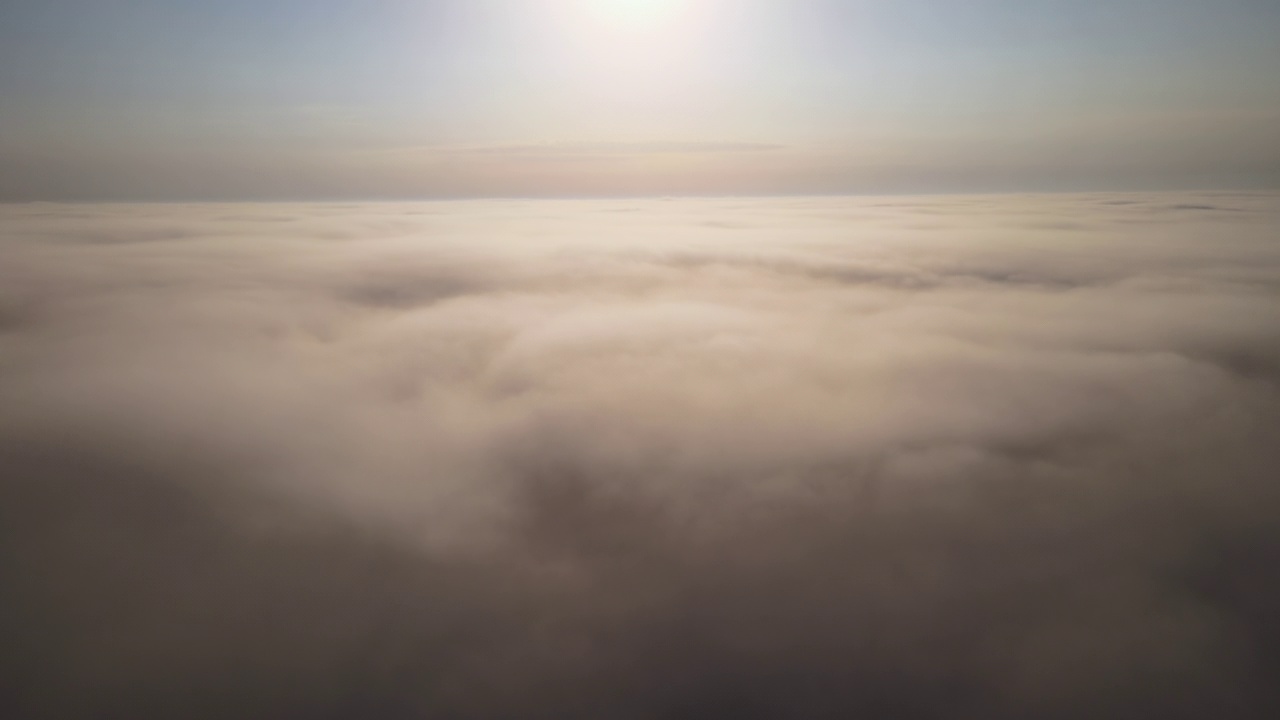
<box><xmin>586</xmin><ymin>0</ymin><xmax>687</xmax><ymax>30</ymax></box>
<box><xmin>554</xmin><ymin>0</ymin><xmax>715</xmax><ymax>96</ymax></box>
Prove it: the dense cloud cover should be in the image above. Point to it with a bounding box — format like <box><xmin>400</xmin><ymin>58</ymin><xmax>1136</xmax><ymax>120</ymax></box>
<box><xmin>3</xmin><ymin>193</ymin><xmax>1280</xmax><ymax>719</ymax></box>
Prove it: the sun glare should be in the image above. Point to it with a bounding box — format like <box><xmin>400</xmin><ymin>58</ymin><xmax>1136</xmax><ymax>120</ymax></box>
<box><xmin>587</xmin><ymin>0</ymin><xmax>687</xmax><ymax>30</ymax></box>
<box><xmin>555</xmin><ymin>0</ymin><xmax>713</xmax><ymax>96</ymax></box>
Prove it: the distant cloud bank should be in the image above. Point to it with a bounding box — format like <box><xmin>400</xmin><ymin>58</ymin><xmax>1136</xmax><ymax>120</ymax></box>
<box><xmin>3</xmin><ymin>193</ymin><xmax>1280</xmax><ymax>718</ymax></box>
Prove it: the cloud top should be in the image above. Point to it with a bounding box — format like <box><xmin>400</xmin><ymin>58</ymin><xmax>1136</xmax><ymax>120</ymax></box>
<box><xmin>2</xmin><ymin>192</ymin><xmax>1280</xmax><ymax>718</ymax></box>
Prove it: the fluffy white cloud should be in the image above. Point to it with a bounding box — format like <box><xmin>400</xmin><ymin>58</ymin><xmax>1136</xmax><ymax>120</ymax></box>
<box><xmin>3</xmin><ymin>192</ymin><xmax>1279</xmax><ymax>718</ymax></box>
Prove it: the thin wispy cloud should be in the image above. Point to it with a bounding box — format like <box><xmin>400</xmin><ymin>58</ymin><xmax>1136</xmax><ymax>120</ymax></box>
<box><xmin>449</xmin><ymin>141</ymin><xmax>788</xmax><ymax>156</ymax></box>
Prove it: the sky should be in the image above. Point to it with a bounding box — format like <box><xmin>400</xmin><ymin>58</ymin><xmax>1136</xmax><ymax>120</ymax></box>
<box><xmin>1</xmin><ymin>0</ymin><xmax>1279</xmax><ymax>198</ymax></box>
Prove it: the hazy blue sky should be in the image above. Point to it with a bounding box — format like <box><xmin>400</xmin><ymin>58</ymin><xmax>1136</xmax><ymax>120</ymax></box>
<box><xmin>2</xmin><ymin>0</ymin><xmax>1278</xmax><ymax>199</ymax></box>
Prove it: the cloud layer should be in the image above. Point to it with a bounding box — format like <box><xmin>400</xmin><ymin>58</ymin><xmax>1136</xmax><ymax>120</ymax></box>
<box><xmin>3</xmin><ymin>193</ymin><xmax>1280</xmax><ymax>719</ymax></box>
